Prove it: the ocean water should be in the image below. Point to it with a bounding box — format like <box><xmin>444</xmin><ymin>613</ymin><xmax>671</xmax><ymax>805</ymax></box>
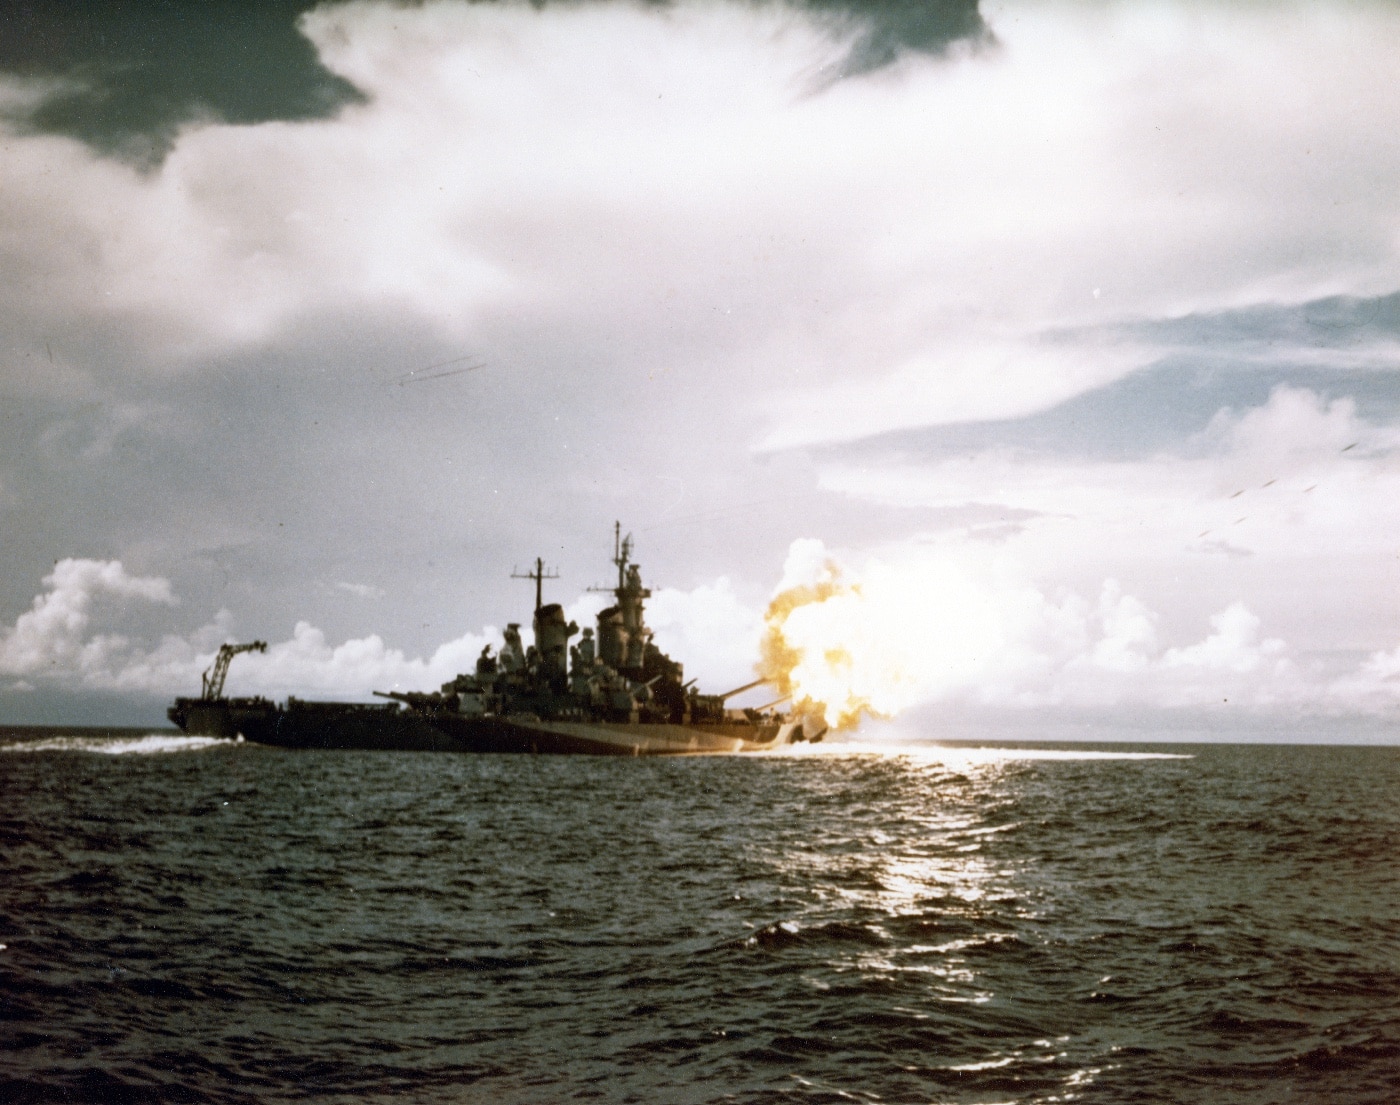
<box><xmin>2</xmin><ymin>730</ymin><xmax>1398</xmax><ymax>1104</ymax></box>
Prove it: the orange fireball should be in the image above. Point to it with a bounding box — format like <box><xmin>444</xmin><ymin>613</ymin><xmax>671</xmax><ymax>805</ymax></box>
<box><xmin>758</xmin><ymin>542</ymin><xmax>1006</xmax><ymax>730</ymax></box>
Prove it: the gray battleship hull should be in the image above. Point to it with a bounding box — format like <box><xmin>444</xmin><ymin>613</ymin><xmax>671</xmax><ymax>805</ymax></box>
<box><xmin>169</xmin><ymin>698</ymin><xmax>804</xmax><ymax>754</ymax></box>
<box><xmin>171</xmin><ymin>698</ymin><xmax>459</xmax><ymax>751</ymax></box>
<box><xmin>168</xmin><ymin>697</ymin><xmax>278</xmax><ymax>741</ymax></box>
<box><xmin>417</xmin><ymin>714</ymin><xmax>803</xmax><ymax>755</ymax></box>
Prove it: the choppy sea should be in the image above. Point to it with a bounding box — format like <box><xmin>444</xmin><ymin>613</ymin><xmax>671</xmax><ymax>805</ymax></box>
<box><xmin>2</xmin><ymin>728</ymin><xmax>1398</xmax><ymax>1104</ymax></box>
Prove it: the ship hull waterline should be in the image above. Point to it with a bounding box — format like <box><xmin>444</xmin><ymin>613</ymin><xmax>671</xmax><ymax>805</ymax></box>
<box><xmin>168</xmin><ymin>698</ymin><xmax>809</xmax><ymax>755</ymax></box>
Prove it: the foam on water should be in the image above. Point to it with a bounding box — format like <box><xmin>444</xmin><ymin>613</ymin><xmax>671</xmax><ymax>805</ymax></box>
<box><xmin>0</xmin><ymin>732</ymin><xmax>238</xmax><ymax>755</ymax></box>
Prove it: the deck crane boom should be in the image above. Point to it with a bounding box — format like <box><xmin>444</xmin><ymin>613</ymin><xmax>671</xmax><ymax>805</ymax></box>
<box><xmin>201</xmin><ymin>641</ymin><xmax>268</xmax><ymax>701</ymax></box>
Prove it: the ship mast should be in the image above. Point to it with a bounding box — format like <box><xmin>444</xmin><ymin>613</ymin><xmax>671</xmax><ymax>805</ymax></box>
<box><xmin>512</xmin><ymin>557</ymin><xmax>558</xmax><ymax>614</ymax></box>
<box><xmin>612</xmin><ymin>520</ymin><xmax>634</xmax><ymax>593</ymax></box>
<box><xmin>587</xmin><ymin>522</ymin><xmax>652</xmax><ymax>671</ymax></box>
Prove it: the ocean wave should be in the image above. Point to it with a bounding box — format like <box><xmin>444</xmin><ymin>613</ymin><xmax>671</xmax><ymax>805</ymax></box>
<box><xmin>731</xmin><ymin>918</ymin><xmax>896</xmax><ymax>952</ymax></box>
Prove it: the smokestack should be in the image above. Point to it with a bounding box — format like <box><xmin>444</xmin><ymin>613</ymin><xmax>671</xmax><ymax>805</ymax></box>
<box><xmin>533</xmin><ymin>603</ymin><xmax>577</xmax><ymax>685</ymax></box>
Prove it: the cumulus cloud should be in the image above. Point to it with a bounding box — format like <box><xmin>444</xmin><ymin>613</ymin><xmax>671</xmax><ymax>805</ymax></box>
<box><xmin>0</xmin><ymin>539</ymin><xmax>1393</xmax><ymax>722</ymax></box>
<box><xmin>1084</xmin><ymin>581</ymin><xmax>1156</xmax><ymax>674</ymax></box>
<box><xmin>0</xmin><ymin>557</ymin><xmax>765</xmax><ymax>702</ymax></box>
<box><xmin>816</xmin><ymin>386</ymin><xmax>1400</xmax><ymax>653</ymax></box>
<box><xmin>0</xmin><ymin>557</ymin><xmax>497</xmax><ymax>699</ymax></box>
<box><xmin>645</xmin><ymin>576</ymin><xmax>767</xmax><ymax>693</ymax></box>
<box><xmin>1325</xmin><ymin>643</ymin><xmax>1400</xmax><ymax>713</ymax></box>
<box><xmin>0</xmin><ymin>559</ymin><xmax>176</xmax><ymax>681</ymax></box>
<box><xmin>557</xmin><ymin>572</ymin><xmax>772</xmax><ymax>692</ymax></box>
<box><xmin>231</xmin><ymin>621</ymin><xmax>497</xmax><ymax>699</ymax></box>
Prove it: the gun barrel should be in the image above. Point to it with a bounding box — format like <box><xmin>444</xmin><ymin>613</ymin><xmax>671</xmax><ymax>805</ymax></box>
<box><xmin>716</xmin><ymin>677</ymin><xmax>769</xmax><ymax>700</ymax></box>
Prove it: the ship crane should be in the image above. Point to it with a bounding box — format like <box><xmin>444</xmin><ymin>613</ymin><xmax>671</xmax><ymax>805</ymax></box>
<box><xmin>201</xmin><ymin>641</ymin><xmax>267</xmax><ymax>701</ymax></box>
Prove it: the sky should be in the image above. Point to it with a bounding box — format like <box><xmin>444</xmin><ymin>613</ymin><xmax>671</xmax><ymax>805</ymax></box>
<box><xmin>1</xmin><ymin>0</ymin><xmax>1398</xmax><ymax>737</ymax></box>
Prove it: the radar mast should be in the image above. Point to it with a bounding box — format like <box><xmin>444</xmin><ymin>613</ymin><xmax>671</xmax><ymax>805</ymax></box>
<box><xmin>512</xmin><ymin>556</ymin><xmax>559</xmax><ymax>615</ymax></box>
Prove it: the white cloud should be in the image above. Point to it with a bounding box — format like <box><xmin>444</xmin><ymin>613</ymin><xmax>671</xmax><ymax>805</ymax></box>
<box><xmin>0</xmin><ymin>559</ymin><xmax>176</xmax><ymax>680</ymax></box>
<box><xmin>756</xmin><ymin>339</ymin><xmax>1148</xmax><ymax>450</ymax></box>
<box><xmin>817</xmin><ymin>386</ymin><xmax>1400</xmax><ymax>650</ymax></box>
<box><xmin>0</xmin><ymin>557</ymin><xmax>768</xmax><ymax>702</ymax></box>
<box><xmin>0</xmin><ymin>545</ymin><xmax>1393</xmax><ymax>722</ymax></box>
<box><xmin>3</xmin><ymin>1</ymin><xmax>1399</xmax><ymax>731</ymax></box>
<box><xmin>1326</xmin><ymin>642</ymin><xmax>1400</xmax><ymax>713</ymax></box>
<box><xmin>4</xmin><ymin>0</ymin><xmax>1399</xmax><ymax>435</ymax></box>
<box><xmin>0</xmin><ymin>557</ymin><xmax>498</xmax><ymax>699</ymax></box>
<box><xmin>646</xmin><ymin>576</ymin><xmax>767</xmax><ymax>693</ymax></box>
<box><xmin>1086</xmin><ymin>581</ymin><xmax>1157</xmax><ymax>674</ymax></box>
<box><xmin>231</xmin><ymin>621</ymin><xmax>498</xmax><ymax>699</ymax></box>
<box><xmin>559</xmin><ymin>575</ymin><xmax>768</xmax><ymax>693</ymax></box>
<box><xmin>1162</xmin><ymin>602</ymin><xmax>1286</xmax><ymax>676</ymax></box>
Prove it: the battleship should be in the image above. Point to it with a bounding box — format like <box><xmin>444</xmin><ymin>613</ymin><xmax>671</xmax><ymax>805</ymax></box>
<box><xmin>168</xmin><ymin>527</ymin><xmax>826</xmax><ymax>754</ymax></box>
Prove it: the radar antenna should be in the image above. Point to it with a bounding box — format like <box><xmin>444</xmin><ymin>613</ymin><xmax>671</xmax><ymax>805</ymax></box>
<box><xmin>613</xmin><ymin>520</ymin><xmax>633</xmax><ymax>590</ymax></box>
<box><xmin>589</xmin><ymin>521</ymin><xmax>636</xmax><ymax>597</ymax></box>
<box><xmin>511</xmin><ymin>557</ymin><xmax>559</xmax><ymax>614</ymax></box>
<box><xmin>201</xmin><ymin>641</ymin><xmax>267</xmax><ymax>701</ymax></box>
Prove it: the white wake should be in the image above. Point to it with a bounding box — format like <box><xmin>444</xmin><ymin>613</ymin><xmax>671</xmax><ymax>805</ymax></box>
<box><xmin>0</xmin><ymin>733</ymin><xmax>241</xmax><ymax>755</ymax></box>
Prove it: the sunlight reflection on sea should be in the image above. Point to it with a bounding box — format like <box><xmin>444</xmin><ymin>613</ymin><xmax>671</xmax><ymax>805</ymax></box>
<box><xmin>2</xmin><ymin>737</ymin><xmax>1395</xmax><ymax>1104</ymax></box>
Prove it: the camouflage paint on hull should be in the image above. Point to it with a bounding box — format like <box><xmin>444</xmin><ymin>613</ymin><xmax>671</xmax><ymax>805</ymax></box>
<box><xmin>170</xmin><ymin>698</ymin><xmax>805</xmax><ymax>754</ymax></box>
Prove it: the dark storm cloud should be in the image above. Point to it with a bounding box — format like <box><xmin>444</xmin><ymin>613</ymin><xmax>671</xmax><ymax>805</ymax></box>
<box><xmin>0</xmin><ymin>0</ymin><xmax>361</xmax><ymax>159</ymax></box>
<box><xmin>0</xmin><ymin>0</ymin><xmax>984</xmax><ymax>158</ymax></box>
<box><xmin>799</xmin><ymin>0</ymin><xmax>988</xmax><ymax>72</ymax></box>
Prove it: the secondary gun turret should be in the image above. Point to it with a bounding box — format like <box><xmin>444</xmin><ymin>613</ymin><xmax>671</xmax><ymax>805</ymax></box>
<box><xmin>200</xmin><ymin>641</ymin><xmax>267</xmax><ymax>701</ymax></box>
